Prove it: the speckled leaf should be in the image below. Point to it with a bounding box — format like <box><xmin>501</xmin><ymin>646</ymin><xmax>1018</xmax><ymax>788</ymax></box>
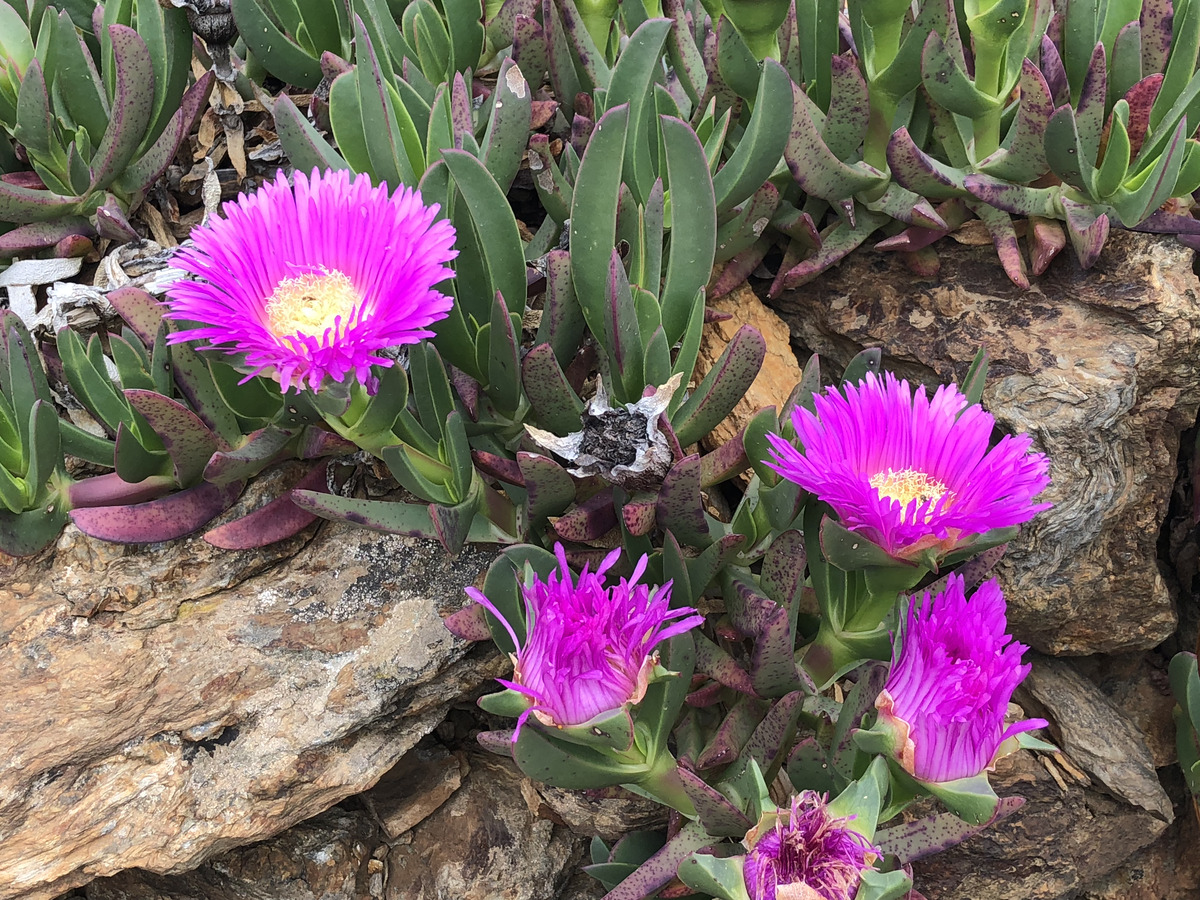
<box><xmin>89</xmin><ymin>26</ymin><xmax>155</xmax><ymax>191</ymax></box>
<box><xmin>512</xmin><ymin>724</ymin><xmax>649</xmax><ymax>789</ymax></box>
<box><xmin>877</xmin><ymin>797</ymin><xmax>1025</xmax><ymax>862</ymax></box>
<box><xmin>656</xmin><ymin>454</ymin><xmax>710</xmax><ymax>548</ymax></box>
<box><xmin>978</xmin><ymin>59</ymin><xmax>1053</xmax><ymax>181</ymax></box>
<box><xmin>1140</xmin><ymin>0</ymin><xmax>1173</xmax><ymax>74</ymax></box>
<box><xmin>1028</xmin><ymin>215</ymin><xmax>1067</xmax><ymax>274</ymax></box>
<box><xmin>443</xmin><ymin>601</ymin><xmax>493</xmax><ymax>641</ymax></box>
<box><xmin>291</xmin><ymin>489</ymin><xmax>444</xmax><ymax>538</ymax></box>
<box><xmin>671</xmin><ymin>325</ymin><xmax>766</xmax><ymax>447</ymax></box>
<box><xmin>596</xmin><ymin>821</ymin><xmax>712</xmax><ymax>900</ymax></box>
<box><xmin>676</xmin><ymin>766</ymin><xmax>753</xmax><ymax>837</ymax></box>
<box><xmin>761</xmin><ymin>529</ymin><xmax>807</xmax><ymax>620</ymax></box>
<box><xmin>968</xmin><ymin>200</ymin><xmax>1031</xmax><ymax>288</ymax></box>
<box><xmin>770</xmin><ymin>209</ymin><xmax>888</xmax><ymax>294</ymax></box>
<box><xmin>699</xmin><ymin>433</ymin><xmax>748</xmax><ymax>487</ymax></box>
<box><xmin>164</xmin><ymin>339</ymin><xmax>240</xmax><ymax>447</ymax></box>
<box><xmin>551</xmin><ymin>488</ymin><xmax>617</xmax><ymax>541</ymax></box>
<box><xmin>203</xmin><ymin>462</ymin><xmax>329</xmax><ymax>549</ymax></box>
<box><xmin>518</xmin><ymin>451</ymin><xmax>575</xmax><ymax>521</ymax></box>
<box><xmin>696</xmin><ymin>695</ymin><xmax>770</xmax><ymax>770</ymax></box>
<box><xmin>1060</xmin><ymin>196</ymin><xmax>1111</xmax><ymax>268</ymax></box>
<box><xmin>784</xmin><ymin>83</ymin><xmax>887</xmax><ymax>201</ymax></box>
<box><xmin>962</xmin><ymin>174</ymin><xmax>1059</xmax><ymax>217</ymax></box>
<box><xmin>744</xmin><ymin>689</ymin><xmax>807</xmax><ymax>769</ymax></box>
<box><xmin>693</xmin><ymin>631</ymin><xmax>758</xmax><ymax>696</ymax></box>
<box><xmin>70</xmin><ymin>479</ymin><xmax>243</xmax><ymax>543</ymax></box>
<box><xmin>124</xmin><ymin>389</ymin><xmax>217</xmax><ymax>485</ymax></box>
<box><xmin>203</xmin><ymin>426</ymin><xmax>297</xmax><ymax>484</ymax></box>
<box><xmin>521</xmin><ymin>342</ymin><xmax>584</xmax><ymax>435</ymax></box>
<box><xmin>786</xmin><ymin>736</ymin><xmax>837</xmax><ymax>793</ymax></box>
<box><xmin>831</xmin><ymin>664</ymin><xmax>887</xmax><ymax>778</ymax></box>
<box><xmin>921</xmin><ymin>31</ymin><xmax>999</xmax><ymax>118</ymax></box>
<box><xmin>886</xmin><ymin>127</ymin><xmax>966</xmax><ymax>199</ymax></box>
<box><xmin>272</xmin><ymin>91</ymin><xmax>349</xmax><ymax>174</ymax></box>
<box><xmin>621</xmin><ymin>498</ymin><xmax>657</xmax><ymax>536</ymax></box>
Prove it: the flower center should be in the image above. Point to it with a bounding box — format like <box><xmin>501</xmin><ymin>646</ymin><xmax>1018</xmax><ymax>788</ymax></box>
<box><xmin>264</xmin><ymin>269</ymin><xmax>361</xmax><ymax>339</ymax></box>
<box><xmin>869</xmin><ymin>467</ymin><xmax>951</xmax><ymax>520</ymax></box>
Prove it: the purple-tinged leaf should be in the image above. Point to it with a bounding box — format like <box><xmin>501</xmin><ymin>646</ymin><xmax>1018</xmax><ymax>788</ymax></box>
<box><xmin>555</xmin><ymin>0</ymin><xmax>610</xmax><ymax>89</ymax></box>
<box><xmin>1040</xmin><ymin>35</ymin><xmax>1069</xmax><ymax>105</ymax></box>
<box><xmin>664</xmin><ymin>0</ymin><xmax>706</xmax><ymax>104</ymax></box>
<box><xmin>430</xmin><ymin>492</ymin><xmax>478</xmax><ymax>555</ymax></box>
<box><xmin>874</xmin><ymin>200</ymin><xmax>970</xmax><ymax>252</ymax></box>
<box><xmin>699</xmin><ymin>432</ymin><xmax>748</xmax><ymax>487</ymax></box>
<box><xmin>928</xmin><ymin>542</ymin><xmax>1009</xmax><ymax>596</ymax></box>
<box><xmin>513</xmin><ymin>14</ymin><xmax>550</xmax><ymax>91</ymax></box>
<box><xmin>978</xmin><ymin>59</ymin><xmax>1054</xmax><ymax>181</ymax></box>
<box><xmin>830</xmin><ymin>664</ymin><xmax>887</xmax><ymax>778</ymax></box>
<box><xmin>296</xmin><ymin>427</ymin><xmax>355</xmax><ymax>459</ymax></box>
<box><xmin>1076</xmin><ymin>43</ymin><xmax>1108</xmax><ymax>165</ymax></box>
<box><xmin>1134</xmin><ymin>208</ymin><xmax>1200</xmax><ymax>233</ymax></box>
<box><xmin>70</xmin><ymin>479</ymin><xmax>244</xmax><ymax>543</ymax></box>
<box><xmin>966</xmin><ymin>201</ymin><xmax>1030</xmax><ymax>288</ymax></box>
<box><xmin>89</xmin><ymin>26</ymin><xmax>155</xmax><ymax>192</ymax></box>
<box><xmin>595</xmin><ymin>821</ymin><xmax>711</xmax><ymax>900</ymax></box>
<box><xmin>118</xmin><ymin>70</ymin><xmax>216</xmax><ymax>194</ymax></box>
<box><xmin>292</xmin><ymin>490</ymin><xmax>442</xmax><ymax>537</ymax></box>
<box><xmin>770</xmin><ymin>210</ymin><xmax>888</xmax><ymax>294</ymax></box>
<box><xmin>1140</xmin><ymin>0</ymin><xmax>1173</xmax><ymax>75</ymax></box>
<box><xmin>657</xmin><ymin>454</ymin><xmax>710</xmax><ymax>548</ymax></box>
<box><xmin>444</xmin><ymin>601</ymin><xmax>494</xmax><ymax>641</ymax></box>
<box><xmin>472</xmin><ymin>450</ymin><xmax>524</xmax><ymax>484</ymax></box>
<box><xmin>450</xmin><ymin>71</ymin><xmax>473</xmax><ymax>147</ymax></box>
<box><xmin>124</xmin><ymin>389</ymin><xmax>218</xmax><ymax>486</ymax></box>
<box><xmin>0</xmin><ymin>217</ymin><xmax>95</xmax><ymax>256</ymax></box>
<box><xmin>1125</xmin><ymin>74</ymin><xmax>1163</xmax><ymax>160</ymax></box>
<box><xmin>204</xmin><ymin>426</ymin><xmax>297</xmax><ymax>484</ymax></box>
<box><xmin>787</xmin><ymin>736</ymin><xmax>836</xmax><ymax>793</ymax></box>
<box><xmin>963</xmin><ymin>175</ymin><xmax>1059</xmax><ymax>217</ymax></box>
<box><xmin>784</xmin><ymin>83</ymin><xmax>886</xmax><ymax>202</ymax></box>
<box><xmin>621</xmin><ymin>498</ymin><xmax>657</xmax><ymax>536</ymax></box>
<box><xmin>676</xmin><ymin>766</ymin><xmax>754</xmax><ymax>837</ymax></box>
<box><xmin>476</xmin><ymin>729</ymin><xmax>517</xmax><ymax>756</ymax></box>
<box><xmin>865</xmin><ymin>183</ymin><xmax>948</xmax><ymax>229</ymax></box>
<box><xmin>551</xmin><ymin>488</ymin><xmax>617</xmax><ymax>541</ymax></box>
<box><xmin>744</xmin><ymin>690</ymin><xmax>807</xmax><ymax>769</ymax></box>
<box><xmin>771</xmin><ymin>204</ymin><xmax>821</xmax><ymax>248</ymax></box>
<box><xmin>54</xmin><ymin>234</ymin><xmax>94</xmax><ymax>257</ymax></box>
<box><xmin>66</xmin><ymin>471</ymin><xmax>176</xmax><ymax>509</ymax></box>
<box><xmin>1061</xmin><ymin>197</ymin><xmax>1110</xmax><ymax>268</ymax></box>
<box><xmin>696</xmin><ymin>696</ymin><xmax>770</xmax><ymax>770</ymax></box>
<box><xmin>886</xmin><ymin>128</ymin><xmax>966</xmax><ymax>199</ymax></box>
<box><xmin>203</xmin><ymin>462</ymin><xmax>329</xmax><ymax>549</ymax></box>
<box><xmin>671</xmin><ymin>325</ymin><xmax>766</xmax><ymax>446</ymax></box>
<box><xmin>694</xmin><ymin>631</ymin><xmax>758</xmax><ymax>696</ymax></box>
<box><xmin>709</xmin><ymin>238</ymin><xmax>771</xmax><ymax>300</ymax></box>
<box><xmin>166</xmin><ymin>340</ymin><xmax>240</xmax><ymax>447</ymax></box>
<box><xmin>522</xmin><ymin>342</ymin><xmax>584</xmax><ymax>436</ymax></box>
<box><xmin>685</xmin><ymin>681</ymin><xmax>724</xmax><ymax>708</ymax></box>
<box><xmin>1029</xmin><ymin>216</ymin><xmax>1067</xmax><ymax>275</ymax></box>
<box><xmin>823</xmin><ymin>55</ymin><xmax>871</xmax><ymax>159</ymax></box>
<box><xmin>95</xmin><ymin>196</ymin><xmax>138</xmax><ymax>242</ymax></box>
<box><xmin>107</xmin><ymin>286</ymin><xmax>164</xmax><ymax>348</ymax></box>
<box><xmin>518</xmin><ymin>451</ymin><xmax>575</xmax><ymax>521</ymax></box>
<box><xmin>0</xmin><ymin>179</ymin><xmax>80</xmax><ymax>224</ymax></box>
<box><xmin>877</xmin><ymin>797</ymin><xmax>1025</xmax><ymax>862</ymax></box>
<box><xmin>760</xmin><ymin>529</ymin><xmax>807</xmax><ymax>614</ymax></box>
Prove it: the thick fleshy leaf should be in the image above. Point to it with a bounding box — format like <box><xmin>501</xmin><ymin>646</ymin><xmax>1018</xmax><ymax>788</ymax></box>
<box><xmin>671</xmin><ymin>325</ymin><xmax>766</xmax><ymax>447</ymax></box>
<box><xmin>676</xmin><ymin>765</ymin><xmax>754</xmax><ymax>837</ymax></box>
<box><xmin>70</xmin><ymin>479</ymin><xmax>243</xmax><ymax>543</ymax></box>
<box><xmin>89</xmin><ymin>26</ymin><xmax>156</xmax><ymax>192</ymax></box>
<box><xmin>203</xmin><ymin>463</ymin><xmax>329</xmax><ymax>549</ymax></box>
<box><xmin>124</xmin><ymin>389</ymin><xmax>217</xmax><ymax>486</ymax></box>
<box><xmin>551</xmin><ymin>488</ymin><xmax>617</xmax><ymax>541</ymax></box>
<box><xmin>876</xmin><ymin>796</ymin><xmax>1025</xmax><ymax>862</ymax></box>
<box><xmin>593</xmin><ymin>821</ymin><xmax>712</xmax><ymax>900</ymax></box>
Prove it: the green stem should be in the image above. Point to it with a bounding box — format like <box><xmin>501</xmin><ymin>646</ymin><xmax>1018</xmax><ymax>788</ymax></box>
<box><xmin>624</xmin><ymin>748</ymin><xmax>697</xmax><ymax>818</ymax></box>
<box><xmin>972</xmin><ymin>42</ymin><xmax>1005</xmax><ymax>160</ymax></box>
<box><xmin>863</xmin><ymin>90</ymin><xmax>898</xmax><ymax>174</ymax></box>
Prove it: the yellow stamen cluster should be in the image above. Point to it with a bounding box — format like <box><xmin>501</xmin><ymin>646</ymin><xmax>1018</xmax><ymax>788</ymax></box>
<box><xmin>869</xmin><ymin>467</ymin><xmax>951</xmax><ymax>521</ymax></box>
<box><xmin>264</xmin><ymin>269</ymin><xmax>361</xmax><ymax>339</ymax></box>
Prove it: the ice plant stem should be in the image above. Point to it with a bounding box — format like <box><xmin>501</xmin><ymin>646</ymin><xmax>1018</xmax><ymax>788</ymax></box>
<box><xmin>622</xmin><ymin>747</ymin><xmax>697</xmax><ymax>818</ymax></box>
<box><xmin>972</xmin><ymin>42</ymin><xmax>1005</xmax><ymax>160</ymax></box>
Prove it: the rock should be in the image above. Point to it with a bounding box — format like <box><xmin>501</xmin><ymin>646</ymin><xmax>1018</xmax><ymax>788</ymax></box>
<box><xmin>531</xmin><ymin>783</ymin><xmax>669</xmax><ymax>842</ymax></box>
<box><xmin>1070</xmin><ymin>651</ymin><xmax>1179</xmax><ymax>768</ymax></box>
<box><xmin>695</xmin><ymin>285</ymin><xmax>805</xmax><ymax>453</ymax></box>
<box><xmin>0</xmin><ymin>488</ymin><xmax>507</xmax><ymax>900</ymax></box>
<box><xmin>913</xmin><ymin>747</ymin><xmax>1171</xmax><ymax>899</ymax></box>
<box><xmin>1077</xmin><ymin>768</ymin><xmax>1200</xmax><ymax>900</ymax></box>
<box><xmin>771</xmin><ymin>231</ymin><xmax>1200</xmax><ymax>655</ymax></box>
<box><xmin>82</xmin><ymin>807</ymin><xmax>378</xmax><ymax>900</ymax></box>
<box><xmin>382</xmin><ymin>751</ymin><xmax>588</xmax><ymax>900</ymax></box>
<box><xmin>1019</xmin><ymin>654</ymin><xmax>1174</xmax><ymax>821</ymax></box>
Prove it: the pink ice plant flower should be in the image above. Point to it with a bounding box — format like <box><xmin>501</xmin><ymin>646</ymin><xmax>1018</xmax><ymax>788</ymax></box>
<box><xmin>876</xmin><ymin>574</ymin><xmax>1047</xmax><ymax>783</ymax></box>
<box><xmin>164</xmin><ymin>168</ymin><xmax>457</xmax><ymax>392</ymax></box>
<box><xmin>764</xmin><ymin>372</ymin><xmax>1051</xmax><ymax>561</ymax></box>
<box><xmin>742</xmin><ymin>792</ymin><xmax>878</xmax><ymax>900</ymax></box>
<box><xmin>465</xmin><ymin>544</ymin><xmax>703</xmax><ymax>738</ymax></box>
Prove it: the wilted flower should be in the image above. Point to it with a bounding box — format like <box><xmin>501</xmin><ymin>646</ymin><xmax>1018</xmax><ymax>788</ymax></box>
<box><xmin>875</xmin><ymin>575</ymin><xmax>1046</xmax><ymax>783</ymax></box>
<box><xmin>165</xmin><ymin>168</ymin><xmax>457</xmax><ymax>392</ymax></box>
<box><xmin>764</xmin><ymin>372</ymin><xmax>1051</xmax><ymax>561</ymax></box>
<box><xmin>742</xmin><ymin>792</ymin><xmax>877</xmax><ymax>900</ymax></box>
<box><xmin>465</xmin><ymin>543</ymin><xmax>703</xmax><ymax>736</ymax></box>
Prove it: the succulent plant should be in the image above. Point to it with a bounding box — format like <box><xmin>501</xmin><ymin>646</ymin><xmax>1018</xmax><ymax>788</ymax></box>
<box><xmin>0</xmin><ymin>0</ymin><xmax>212</xmax><ymax>250</ymax></box>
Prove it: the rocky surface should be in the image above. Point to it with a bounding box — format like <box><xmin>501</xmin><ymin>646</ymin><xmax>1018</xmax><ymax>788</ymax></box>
<box><xmin>771</xmin><ymin>231</ymin><xmax>1200</xmax><ymax>656</ymax></box>
<box><xmin>72</xmin><ymin>736</ymin><xmax>595</xmax><ymax>900</ymax></box>
<box><xmin>0</xmin><ymin>471</ymin><xmax>506</xmax><ymax>900</ymax></box>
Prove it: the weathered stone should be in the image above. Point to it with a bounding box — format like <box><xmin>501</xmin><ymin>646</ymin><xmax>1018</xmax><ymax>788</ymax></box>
<box><xmin>530</xmin><ymin>783</ymin><xmax>669</xmax><ymax>842</ymax></box>
<box><xmin>771</xmin><ymin>231</ymin><xmax>1200</xmax><ymax>654</ymax></box>
<box><xmin>696</xmin><ymin>285</ymin><xmax>805</xmax><ymax>453</ymax></box>
<box><xmin>82</xmin><ymin>808</ymin><xmax>378</xmax><ymax>900</ymax></box>
<box><xmin>1078</xmin><ymin>769</ymin><xmax>1200</xmax><ymax>900</ymax></box>
<box><xmin>1019</xmin><ymin>654</ymin><xmax>1174</xmax><ymax>821</ymax></box>
<box><xmin>1071</xmin><ymin>651</ymin><xmax>1179</xmax><ymax>768</ymax></box>
<box><xmin>913</xmin><ymin>748</ymin><xmax>1170</xmax><ymax>899</ymax></box>
<box><xmin>383</xmin><ymin>751</ymin><xmax>587</xmax><ymax>900</ymax></box>
<box><xmin>0</xmin><ymin>485</ymin><xmax>506</xmax><ymax>900</ymax></box>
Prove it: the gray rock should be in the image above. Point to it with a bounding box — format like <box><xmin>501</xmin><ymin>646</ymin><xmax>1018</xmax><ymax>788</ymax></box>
<box><xmin>0</xmin><ymin>491</ymin><xmax>506</xmax><ymax>900</ymax></box>
<box><xmin>771</xmin><ymin>230</ymin><xmax>1200</xmax><ymax>655</ymax></box>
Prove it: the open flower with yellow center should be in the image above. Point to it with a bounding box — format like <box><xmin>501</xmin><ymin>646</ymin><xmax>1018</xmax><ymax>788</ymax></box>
<box><xmin>764</xmin><ymin>372</ymin><xmax>1051</xmax><ymax>561</ymax></box>
<box><xmin>164</xmin><ymin>168</ymin><xmax>457</xmax><ymax>392</ymax></box>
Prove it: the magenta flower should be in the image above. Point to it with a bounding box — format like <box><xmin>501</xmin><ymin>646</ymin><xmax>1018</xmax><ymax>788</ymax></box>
<box><xmin>875</xmin><ymin>575</ymin><xmax>1046</xmax><ymax>783</ymax></box>
<box><xmin>743</xmin><ymin>792</ymin><xmax>877</xmax><ymax>900</ymax></box>
<box><xmin>764</xmin><ymin>372</ymin><xmax>1051</xmax><ymax>561</ymax></box>
<box><xmin>165</xmin><ymin>168</ymin><xmax>457</xmax><ymax>392</ymax></box>
<box><xmin>465</xmin><ymin>544</ymin><xmax>703</xmax><ymax>736</ymax></box>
